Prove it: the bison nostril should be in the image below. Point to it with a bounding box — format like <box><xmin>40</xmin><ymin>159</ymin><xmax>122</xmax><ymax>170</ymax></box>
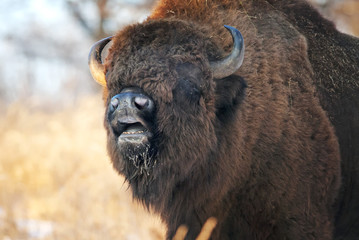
<box><xmin>110</xmin><ymin>97</ymin><xmax>119</xmax><ymax>110</ymax></box>
<box><xmin>134</xmin><ymin>96</ymin><xmax>149</xmax><ymax>110</ymax></box>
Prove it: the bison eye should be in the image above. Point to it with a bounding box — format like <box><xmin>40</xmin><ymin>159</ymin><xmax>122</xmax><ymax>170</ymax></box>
<box><xmin>173</xmin><ymin>78</ymin><xmax>201</xmax><ymax>105</ymax></box>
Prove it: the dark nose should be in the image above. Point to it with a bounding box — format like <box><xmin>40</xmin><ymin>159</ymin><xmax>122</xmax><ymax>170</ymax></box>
<box><xmin>108</xmin><ymin>88</ymin><xmax>154</xmax><ymax>121</ymax></box>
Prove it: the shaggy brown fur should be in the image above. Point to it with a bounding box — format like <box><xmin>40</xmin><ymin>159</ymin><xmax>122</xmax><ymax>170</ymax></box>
<box><xmin>99</xmin><ymin>0</ymin><xmax>358</xmax><ymax>239</ymax></box>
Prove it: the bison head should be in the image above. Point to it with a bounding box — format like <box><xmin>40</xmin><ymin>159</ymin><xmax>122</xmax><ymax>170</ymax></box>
<box><xmin>88</xmin><ymin>19</ymin><xmax>246</xmax><ymax>206</ymax></box>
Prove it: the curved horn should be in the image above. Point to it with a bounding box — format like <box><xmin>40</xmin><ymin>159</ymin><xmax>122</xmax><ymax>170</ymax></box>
<box><xmin>210</xmin><ymin>25</ymin><xmax>245</xmax><ymax>79</ymax></box>
<box><xmin>88</xmin><ymin>36</ymin><xmax>113</xmax><ymax>86</ymax></box>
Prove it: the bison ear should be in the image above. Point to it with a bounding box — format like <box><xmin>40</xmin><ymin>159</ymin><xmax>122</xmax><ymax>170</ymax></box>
<box><xmin>88</xmin><ymin>36</ymin><xmax>113</xmax><ymax>86</ymax></box>
<box><xmin>215</xmin><ymin>75</ymin><xmax>247</xmax><ymax>121</ymax></box>
<box><xmin>210</xmin><ymin>25</ymin><xmax>245</xmax><ymax>79</ymax></box>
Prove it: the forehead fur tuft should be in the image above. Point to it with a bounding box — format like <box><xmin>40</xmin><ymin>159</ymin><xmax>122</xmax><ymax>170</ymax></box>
<box><xmin>105</xmin><ymin>19</ymin><xmax>221</xmax><ymax>73</ymax></box>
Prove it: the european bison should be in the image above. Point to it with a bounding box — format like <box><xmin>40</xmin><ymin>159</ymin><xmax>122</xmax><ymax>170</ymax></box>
<box><xmin>88</xmin><ymin>0</ymin><xmax>359</xmax><ymax>239</ymax></box>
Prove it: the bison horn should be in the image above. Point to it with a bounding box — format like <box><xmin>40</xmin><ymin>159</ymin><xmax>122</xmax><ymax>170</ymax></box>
<box><xmin>210</xmin><ymin>25</ymin><xmax>245</xmax><ymax>79</ymax></box>
<box><xmin>88</xmin><ymin>36</ymin><xmax>113</xmax><ymax>86</ymax></box>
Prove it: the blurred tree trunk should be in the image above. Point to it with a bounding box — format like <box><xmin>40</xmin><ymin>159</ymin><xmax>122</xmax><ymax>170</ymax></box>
<box><xmin>97</xmin><ymin>0</ymin><xmax>108</xmax><ymax>39</ymax></box>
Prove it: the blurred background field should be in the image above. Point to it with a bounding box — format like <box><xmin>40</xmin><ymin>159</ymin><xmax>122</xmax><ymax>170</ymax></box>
<box><xmin>0</xmin><ymin>96</ymin><xmax>165</xmax><ymax>239</ymax></box>
<box><xmin>0</xmin><ymin>0</ymin><xmax>357</xmax><ymax>239</ymax></box>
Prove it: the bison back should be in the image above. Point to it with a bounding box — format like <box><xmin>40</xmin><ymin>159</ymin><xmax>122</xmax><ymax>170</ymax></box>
<box><xmin>267</xmin><ymin>1</ymin><xmax>359</xmax><ymax>239</ymax></box>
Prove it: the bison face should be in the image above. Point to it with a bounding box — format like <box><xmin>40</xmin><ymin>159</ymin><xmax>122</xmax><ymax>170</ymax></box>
<box><xmin>88</xmin><ymin>19</ymin><xmax>246</xmax><ymax>202</ymax></box>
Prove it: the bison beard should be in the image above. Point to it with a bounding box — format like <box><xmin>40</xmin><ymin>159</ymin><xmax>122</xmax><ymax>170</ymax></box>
<box><xmin>88</xmin><ymin>0</ymin><xmax>359</xmax><ymax>239</ymax></box>
<box><xmin>119</xmin><ymin>142</ymin><xmax>155</xmax><ymax>178</ymax></box>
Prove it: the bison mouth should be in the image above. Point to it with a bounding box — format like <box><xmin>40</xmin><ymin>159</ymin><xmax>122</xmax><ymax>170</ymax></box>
<box><xmin>118</xmin><ymin>122</ymin><xmax>153</xmax><ymax>144</ymax></box>
<box><xmin>115</xmin><ymin>120</ymin><xmax>158</xmax><ymax>178</ymax></box>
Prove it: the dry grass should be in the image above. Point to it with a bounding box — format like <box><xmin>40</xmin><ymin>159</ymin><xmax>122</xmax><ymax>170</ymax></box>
<box><xmin>0</xmin><ymin>95</ymin><xmax>166</xmax><ymax>239</ymax></box>
<box><xmin>173</xmin><ymin>218</ymin><xmax>218</xmax><ymax>240</ymax></box>
<box><xmin>333</xmin><ymin>0</ymin><xmax>359</xmax><ymax>36</ymax></box>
